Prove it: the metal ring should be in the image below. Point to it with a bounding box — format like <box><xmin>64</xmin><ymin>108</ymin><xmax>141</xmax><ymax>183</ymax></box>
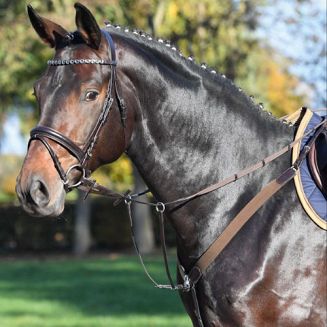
<box><xmin>64</xmin><ymin>164</ymin><xmax>86</xmax><ymax>189</ymax></box>
<box><xmin>155</xmin><ymin>202</ymin><xmax>166</xmax><ymax>213</ymax></box>
<box><xmin>183</xmin><ymin>274</ymin><xmax>191</xmax><ymax>292</ymax></box>
<box><xmin>124</xmin><ymin>194</ymin><xmax>132</xmax><ymax>205</ymax></box>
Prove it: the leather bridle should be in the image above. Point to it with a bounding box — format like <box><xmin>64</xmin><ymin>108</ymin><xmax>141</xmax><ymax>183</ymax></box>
<box><xmin>28</xmin><ymin>31</ymin><xmax>126</xmax><ymax>191</ymax></box>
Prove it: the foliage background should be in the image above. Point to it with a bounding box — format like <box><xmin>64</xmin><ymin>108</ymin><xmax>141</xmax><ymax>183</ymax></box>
<box><xmin>1</xmin><ymin>0</ymin><xmax>325</xmax><ymax>199</ymax></box>
<box><xmin>0</xmin><ymin>1</ymin><xmax>325</xmax><ymax>326</ymax></box>
<box><xmin>0</xmin><ymin>0</ymin><xmax>316</xmax><ymax>119</ymax></box>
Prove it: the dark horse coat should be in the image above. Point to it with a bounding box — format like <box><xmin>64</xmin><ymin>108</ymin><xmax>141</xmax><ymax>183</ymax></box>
<box><xmin>16</xmin><ymin>3</ymin><xmax>326</xmax><ymax>326</ymax></box>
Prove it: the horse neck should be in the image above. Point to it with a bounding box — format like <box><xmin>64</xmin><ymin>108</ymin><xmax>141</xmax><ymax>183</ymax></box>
<box><xmin>118</xmin><ymin>32</ymin><xmax>294</xmax><ymax>259</ymax></box>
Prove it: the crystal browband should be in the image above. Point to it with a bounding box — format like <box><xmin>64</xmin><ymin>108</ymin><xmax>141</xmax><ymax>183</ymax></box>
<box><xmin>47</xmin><ymin>59</ymin><xmax>116</xmax><ymax>66</ymax></box>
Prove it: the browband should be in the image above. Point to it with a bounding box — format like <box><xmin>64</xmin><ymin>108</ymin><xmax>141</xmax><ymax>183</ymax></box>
<box><xmin>47</xmin><ymin>30</ymin><xmax>117</xmax><ymax>67</ymax></box>
<box><xmin>47</xmin><ymin>59</ymin><xmax>116</xmax><ymax>66</ymax></box>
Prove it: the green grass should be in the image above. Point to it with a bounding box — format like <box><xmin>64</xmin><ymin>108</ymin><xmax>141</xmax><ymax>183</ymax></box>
<box><xmin>0</xmin><ymin>255</ymin><xmax>191</xmax><ymax>327</ymax></box>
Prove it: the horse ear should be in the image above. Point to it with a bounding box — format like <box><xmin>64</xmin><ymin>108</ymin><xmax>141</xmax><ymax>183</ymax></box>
<box><xmin>74</xmin><ymin>3</ymin><xmax>101</xmax><ymax>49</ymax></box>
<box><xmin>27</xmin><ymin>5</ymin><xmax>68</xmax><ymax>48</ymax></box>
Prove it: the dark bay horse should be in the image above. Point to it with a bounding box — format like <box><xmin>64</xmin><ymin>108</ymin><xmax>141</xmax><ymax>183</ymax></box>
<box><xmin>16</xmin><ymin>3</ymin><xmax>326</xmax><ymax>326</ymax></box>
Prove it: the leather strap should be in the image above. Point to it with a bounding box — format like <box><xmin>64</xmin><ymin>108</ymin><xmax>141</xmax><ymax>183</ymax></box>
<box><xmin>165</xmin><ymin>119</ymin><xmax>326</xmax><ymax>207</ymax></box>
<box><xmin>189</xmin><ymin>120</ymin><xmax>327</xmax><ymax>281</ymax></box>
<box><xmin>123</xmin><ymin>197</ymin><xmax>188</xmax><ymax>291</ymax></box>
<box><xmin>192</xmin><ymin>166</ymin><xmax>297</xmax><ymax>275</ymax></box>
<box><xmin>28</xmin><ymin>134</ymin><xmax>68</xmax><ymax>182</ymax></box>
<box><xmin>30</xmin><ymin>126</ymin><xmax>85</xmax><ymax>162</ymax></box>
<box><xmin>158</xmin><ymin>209</ymin><xmax>177</xmax><ymax>288</ymax></box>
<box><xmin>191</xmin><ymin>285</ymin><xmax>204</xmax><ymax>327</ymax></box>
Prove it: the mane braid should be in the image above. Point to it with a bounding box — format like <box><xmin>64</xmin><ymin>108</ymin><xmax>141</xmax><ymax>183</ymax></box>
<box><xmin>105</xmin><ymin>23</ymin><xmax>293</xmax><ymax>130</ymax></box>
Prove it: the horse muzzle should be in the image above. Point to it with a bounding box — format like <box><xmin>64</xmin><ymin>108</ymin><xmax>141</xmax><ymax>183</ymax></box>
<box><xmin>16</xmin><ymin>172</ymin><xmax>65</xmax><ymax>217</ymax></box>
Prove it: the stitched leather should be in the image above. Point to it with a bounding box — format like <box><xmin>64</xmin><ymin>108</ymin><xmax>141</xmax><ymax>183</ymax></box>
<box><xmin>30</xmin><ymin>126</ymin><xmax>85</xmax><ymax>162</ymax></box>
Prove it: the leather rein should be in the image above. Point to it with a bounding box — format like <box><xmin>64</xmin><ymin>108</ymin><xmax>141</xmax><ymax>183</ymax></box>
<box><xmin>28</xmin><ymin>30</ymin><xmax>327</xmax><ymax>327</ymax></box>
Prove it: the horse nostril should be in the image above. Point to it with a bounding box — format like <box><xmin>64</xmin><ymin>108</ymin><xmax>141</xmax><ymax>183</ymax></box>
<box><xmin>29</xmin><ymin>179</ymin><xmax>50</xmax><ymax>207</ymax></box>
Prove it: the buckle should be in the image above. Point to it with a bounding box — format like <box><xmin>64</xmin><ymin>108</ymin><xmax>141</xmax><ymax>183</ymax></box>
<box><xmin>155</xmin><ymin>202</ymin><xmax>166</xmax><ymax>213</ymax></box>
<box><xmin>183</xmin><ymin>274</ymin><xmax>191</xmax><ymax>292</ymax></box>
<box><xmin>188</xmin><ymin>266</ymin><xmax>202</xmax><ymax>285</ymax></box>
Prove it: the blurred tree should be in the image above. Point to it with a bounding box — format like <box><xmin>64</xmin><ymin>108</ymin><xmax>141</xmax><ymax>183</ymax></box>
<box><xmin>0</xmin><ymin>0</ymin><xmax>134</xmax><ymax>255</ymax></box>
<box><xmin>73</xmin><ymin>189</ymin><xmax>92</xmax><ymax>256</ymax></box>
<box><xmin>0</xmin><ymin>0</ymin><xmax>312</xmax><ymax>126</ymax></box>
<box><xmin>0</xmin><ymin>155</ymin><xmax>23</xmax><ymax>202</ymax></box>
<box><xmin>0</xmin><ymin>0</ymin><xmax>317</xmax><ymax>255</ymax></box>
<box><xmin>0</xmin><ymin>0</ymin><xmax>117</xmax><ymax>122</ymax></box>
<box><xmin>259</xmin><ymin>0</ymin><xmax>326</xmax><ymax>107</ymax></box>
<box><xmin>117</xmin><ymin>0</ymin><xmax>307</xmax><ymax>114</ymax></box>
<box><xmin>132</xmin><ymin>165</ymin><xmax>154</xmax><ymax>254</ymax></box>
<box><xmin>120</xmin><ymin>0</ymin><xmax>264</xmax><ymax>81</ymax></box>
<box><xmin>238</xmin><ymin>47</ymin><xmax>306</xmax><ymax>115</ymax></box>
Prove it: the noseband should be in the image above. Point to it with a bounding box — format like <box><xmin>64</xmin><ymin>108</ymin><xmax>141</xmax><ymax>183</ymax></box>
<box><xmin>29</xmin><ymin>31</ymin><xmax>126</xmax><ymax>191</ymax></box>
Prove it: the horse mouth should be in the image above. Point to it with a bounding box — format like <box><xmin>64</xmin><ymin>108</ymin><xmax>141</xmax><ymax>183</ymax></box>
<box><xmin>16</xmin><ymin>181</ymin><xmax>66</xmax><ymax>218</ymax></box>
<box><xmin>21</xmin><ymin>200</ymin><xmax>65</xmax><ymax>218</ymax></box>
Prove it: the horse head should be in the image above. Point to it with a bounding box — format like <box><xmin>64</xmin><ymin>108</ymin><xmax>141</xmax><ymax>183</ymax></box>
<box><xmin>16</xmin><ymin>3</ymin><xmax>134</xmax><ymax>217</ymax></box>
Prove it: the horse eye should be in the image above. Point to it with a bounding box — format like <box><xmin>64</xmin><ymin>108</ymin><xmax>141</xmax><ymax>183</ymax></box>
<box><xmin>85</xmin><ymin>90</ymin><xmax>99</xmax><ymax>102</ymax></box>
